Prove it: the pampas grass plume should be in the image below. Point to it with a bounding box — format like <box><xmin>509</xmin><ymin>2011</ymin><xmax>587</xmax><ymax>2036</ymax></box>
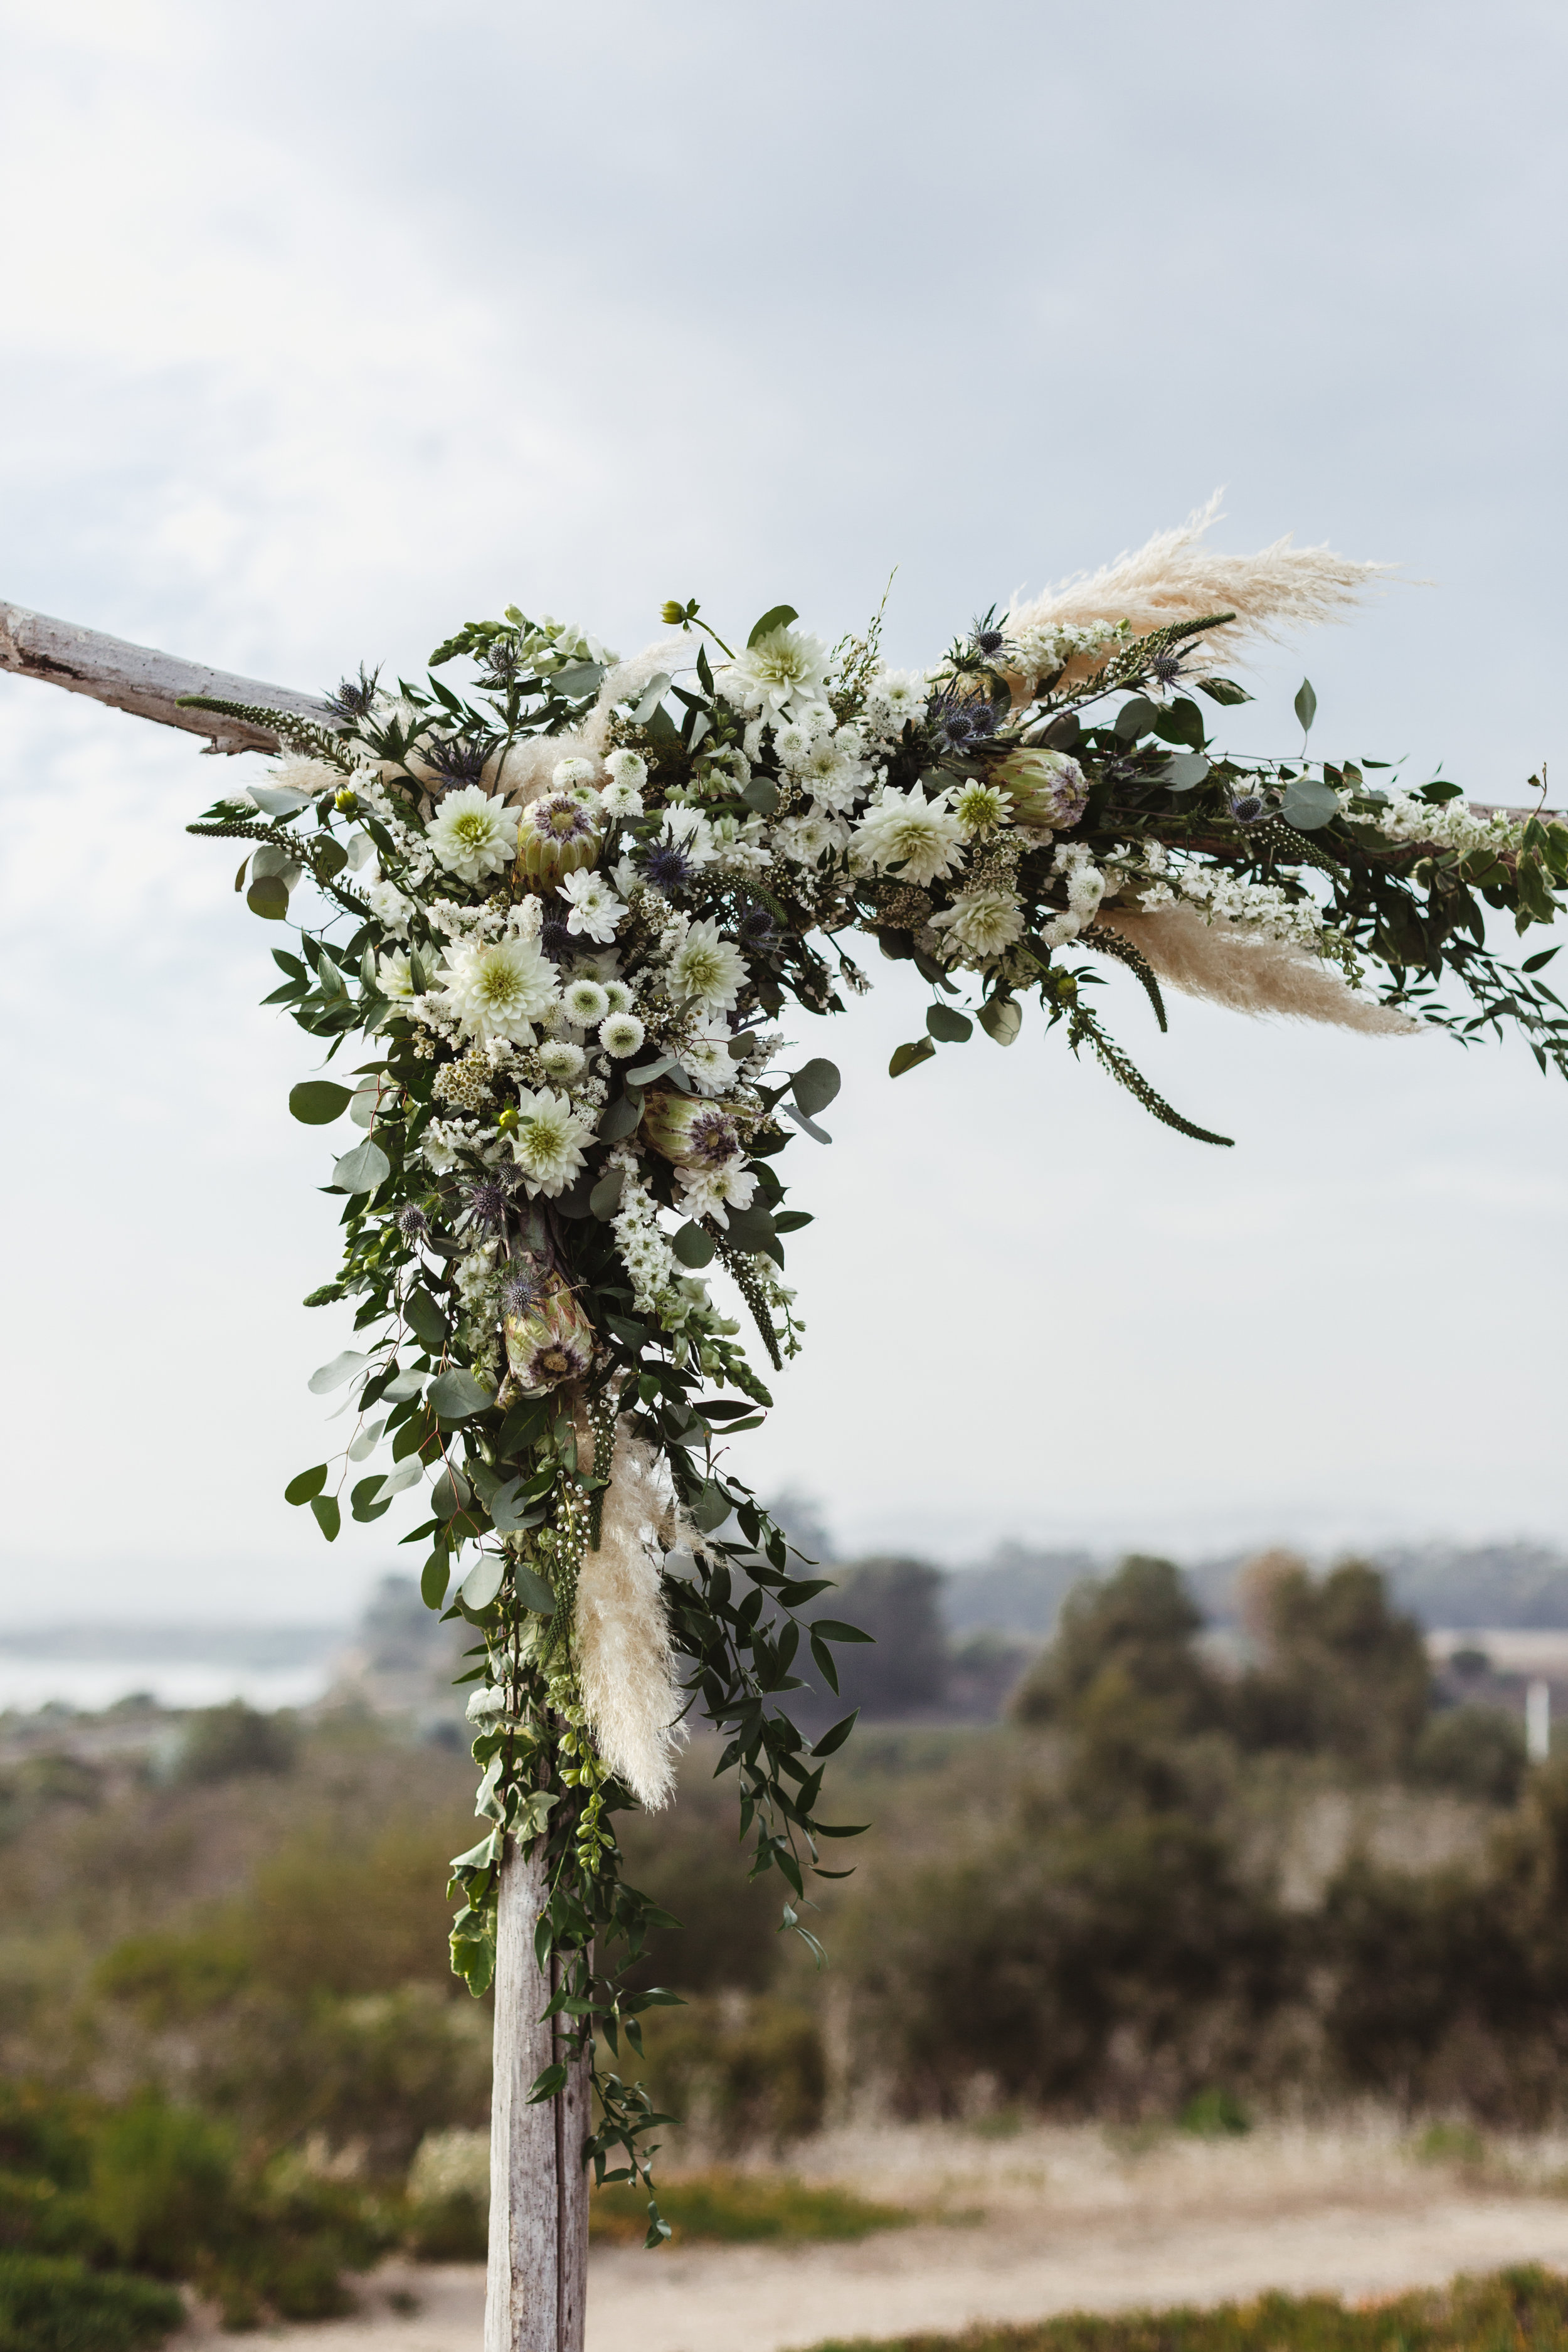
<box><xmin>1103</xmin><ymin>904</ymin><xmax>1420</xmax><ymax>1034</ymax></box>
<box><xmin>574</xmin><ymin>1425</ymin><xmax>685</xmax><ymax>1809</ymax></box>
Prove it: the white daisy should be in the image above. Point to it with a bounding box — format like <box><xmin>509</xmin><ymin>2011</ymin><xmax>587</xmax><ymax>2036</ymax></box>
<box><xmin>562</xmin><ymin>977</ymin><xmax>611</xmax><ymax>1027</ymax></box>
<box><xmin>852</xmin><ymin>784</ymin><xmax>966</xmax><ymax>889</ymax></box>
<box><xmin>509</xmin><ymin>1086</ymin><xmax>593</xmax><ymax>1196</ymax></box>
<box><xmin>425</xmin><ymin>787</ymin><xmax>519</xmax><ymax>884</ymax></box>
<box><xmin>953</xmin><ymin>780</ymin><xmax>1014</xmax><ymax>837</ymax></box>
<box><xmin>600</xmin><ymin>1011</ymin><xmax>646</xmax><ymax>1058</ymax></box>
<box><xmin>442</xmin><ymin>936</ymin><xmax>558</xmax><ymax>1043</ymax></box>
<box><xmin>675</xmin><ymin>1159</ymin><xmax>758</xmax><ymax>1229</ymax></box>
<box><xmin>538</xmin><ymin>1039</ymin><xmax>586</xmax><ymax>1083</ymax></box>
<box><xmin>668</xmin><ymin>918</ymin><xmax>749</xmax><ymax>1017</ymax></box>
<box><xmin>718</xmin><ymin>625</ymin><xmax>832</xmax><ymax>722</ymax></box>
<box><xmin>557</xmin><ymin>869</ymin><xmax>627</xmax><ymax>943</ymax></box>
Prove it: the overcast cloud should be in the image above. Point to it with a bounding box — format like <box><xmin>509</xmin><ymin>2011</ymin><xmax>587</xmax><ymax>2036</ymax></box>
<box><xmin>2</xmin><ymin>0</ymin><xmax>1565</xmax><ymax>1624</ymax></box>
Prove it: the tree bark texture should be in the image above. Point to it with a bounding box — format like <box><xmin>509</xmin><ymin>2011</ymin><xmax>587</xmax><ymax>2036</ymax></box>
<box><xmin>486</xmin><ymin>1839</ymin><xmax>590</xmax><ymax>2352</ymax></box>
<box><xmin>0</xmin><ymin>600</ymin><xmax>332</xmax><ymax>755</ymax></box>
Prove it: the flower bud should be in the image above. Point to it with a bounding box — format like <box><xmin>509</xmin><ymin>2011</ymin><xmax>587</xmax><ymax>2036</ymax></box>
<box><xmin>516</xmin><ymin>793</ymin><xmax>602</xmax><ymax>892</ymax></box>
<box><xmin>992</xmin><ymin>748</ymin><xmax>1089</xmax><ymax>833</ymax></box>
<box><xmin>503</xmin><ymin>1262</ymin><xmax>596</xmax><ymax>1395</ymax></box>
<box><xmin>660</xmin><ymin>601</ymin><xmax>687</xmax><ymax>626</ymax></box>
<box><xmin>334</xmin><ymin>787</ymin><xmax>360</xmax><ymax>815</ymax></box>
<box><xmin>641</xmin><ymin>1091</ymin><xmax>743</xmax><ymax>1168</ymax></box>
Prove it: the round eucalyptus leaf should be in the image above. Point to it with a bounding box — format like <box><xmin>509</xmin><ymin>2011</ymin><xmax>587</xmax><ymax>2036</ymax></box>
<box><xmin>246</xmin><ymin>875</ymin><xmax>290</xmax><ymax>921</ymax></box>
<box><xmin>672</xmin><ymin>1221</ymin><xmax>716</xmax><ymax>1268</ymax></box>
<box><xmin>428</xmin><ymin>1367</ymin><xmax>494</xmax><ymax>1420</ymax></box>
<box><xmin>461</xmin><ymin>1553</ymin><xmax>507</xmax><ymax>1611</ymax></box>
<box><xmin>333</xmin><ymin>1137</ymin><xmax>392</xmax><ymax>1193</ymax></box>
<box><xmin>289</xmin><ymin>1080</ymin><xmax>353</xmax><ymax>1125</ymax></box>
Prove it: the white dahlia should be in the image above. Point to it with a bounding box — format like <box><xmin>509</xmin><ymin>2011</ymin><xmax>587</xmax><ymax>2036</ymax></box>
<box><xmin>668</xmin><ymin>918</ymin><xmax>749</xmax><ymax>1017</ymax></box>
<box><xmin>675</xmin><ymin>1159</ymin><xmax>758</xmax><ymax>1229</ymax></box>
<box><xmin>443</xmin><ymin>936</ymin><xmax>558</xmax><ymax>1043</ymax></box>
<box><xmin>719</xmin><ymin>625</ymin><xmax>832</xmax><ymax>721</ymax></box>
<box><xmin>425</xmin><ymin>787</ymin><xmax>519</xmax><ymax>884</ymax></box>
<box><xmin>510</xmin><ymin>1086</ymin><xmax>593</xmax><ymax>1197</ymax></box>
<box><xmin>852</xmin><ymin>784</ymin><xmax>966</xmax><ymax>889</ymax></box>
<box><xmin>929</xmin><ymin>888</ymin><xmax>1026</xmax><ymax>961</ymax></box>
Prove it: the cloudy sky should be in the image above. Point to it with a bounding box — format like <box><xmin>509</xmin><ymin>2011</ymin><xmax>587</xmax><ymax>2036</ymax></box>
<box><xmin>3</xmin><ymin>0</ymin><xmax>1566</xmax><ymax>1627</ymax></box>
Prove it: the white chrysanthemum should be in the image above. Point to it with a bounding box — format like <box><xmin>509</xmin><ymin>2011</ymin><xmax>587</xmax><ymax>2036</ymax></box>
<box><xmin>425</xmin><ymin>787</ymin><xmax>519</xmax><ymax>884</ymax></box>
<box><xmin>953</xmin><ymin>780</ymin><xmax>1013</xmax><ymax>837</ymax></box>
<box><xmin>772</xmin><ymin>720</ymin><xmax>815</xmax><ymax>770</ymax></box>
<box><xmin>601</xmin><ymin>978</ymin><xmax>636</xmax><ymax>1015</ymax></box>
<box><xmin>719</xmin><ymin>625</ymin><xmax>832</xmax><ymax>721</ymax></box>
<box><xmin>930</xmin><ymin>889</ymin><xmax>1026</xmax><ymax>960</ymax></box>
<box><xmin>795</xmin><ymin>737</ymin><xmax>866</xmax><ymax>812</ymax></box>
<box><xmin>563</xmin><ymin>977</ymin><xmax>611</xmax><ymax>1027</ymax></box>
<box><xmin>558</xmin><ymin>869</ymin><xmax>627</xmax><ymax>943</ymax></box>
<box><xmin>510</xmin><ymin>1086</ymin><xmax>593</xmax><ymax>1196</ymax></box>
<box><xmin>443</xmin><ymin>935</ymin><xmax>558</xmax><ymax>1042</ymax></box>
<box><xmin>603</xmin><ymin>746</ymin><xmax>647</xmax><ymax>795</ymax></box>
<box><xmin>852</xmin><ymin>785</ymin><xmax>966</xmax><ymax>888</ymax></box>
<box><xmin>600</xmin><ymin>1011</ymin><xmax>646</xmax><ymax>1058</ymax></box>
<box><xmin>553</xmin><ymin>757</ymin><xmax>600</xmax><ymax>801</ymax></box>
<box><xmin>668</xmin><ymin>918</ymin><xmax>749</xmax><ymax>1016</ymax></box>
<box><xmin>866</xmin><ymin>669</ymin><xmax>928</xmax><ymax>726</ymax></box>
<box><xmin>683</xmin><ymin>1033</ymin><xmax>740</xmax><ymax>1094</ymax></box>
<box><xmin>775</xmin><ymin>810</ymin><xmax>849</xmax><ymax>864</ymax></box>
<box><xmin>366</xmin><ymin>878</ymin><xmax>413</xmax><ymax>936</ymax></box>
<box><xmin>377</xmin><ymin>948</ymin><xmax>415</xmax><ymax>1000</ymax></box>
<box><xmin>675</xmin><ymin>1159</ymin><xmax>758</xmax><ymax>1229</ymax></box>
<box><xmin>538</xmin><ymin>1039</ymin><xmax>586</xmax><ymax>1082</ymax></box>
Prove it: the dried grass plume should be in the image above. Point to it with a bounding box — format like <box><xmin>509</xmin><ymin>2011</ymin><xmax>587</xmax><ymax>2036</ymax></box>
<box><xmin>575</xmin><ymin>1423</ymin><xmax>686</xmax><ymax>1809</ymax></box>
<box><xmin>1101</xmin><ymin>904</ymin><xmax>1420</xmax><ymax>1034</ymax></box>
<box><xmin>1009</xmin><ymin>492</ymin><xmax>1393</xmax><ymax>681</ymax></box>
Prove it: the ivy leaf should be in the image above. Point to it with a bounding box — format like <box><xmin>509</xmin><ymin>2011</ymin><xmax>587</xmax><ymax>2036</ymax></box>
<box><xmin>289</xmin><ymin>1080</ymin><xmax>353</xmax><ymax>1125</ymax></box>
<box><xmin>889</xmin><ymin>1038</ymin><xmax>936</xmax><ymax>1078</ymax></box>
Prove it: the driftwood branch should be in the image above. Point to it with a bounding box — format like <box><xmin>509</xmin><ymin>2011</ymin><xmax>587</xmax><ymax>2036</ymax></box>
<box><xmin>0</xmin><ymin>599</ymin><xmax>332</xmax><ymax>755</ymax></box>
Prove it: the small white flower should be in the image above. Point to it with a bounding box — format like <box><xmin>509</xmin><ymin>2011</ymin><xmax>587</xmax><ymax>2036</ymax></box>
<box><xmin>425</xmin><ymin>787</ymin><xmax>519</xmax><ymax>884</ymax></box>
<box><xmin>366</xmin><ymin>878</ymin><xmax>413</xmax><ymax>936</ymax></box>
<box><xmin>563</xmin><ymin>977</ymin><xmax>611</xmax><ymax>1027</ymax></box>
<box><xmin>602</xmin><ymin>978</ymin><xmax>636</xmax><ymax>1015</ymax></box>
<box><xmin>718</xmin><ymin>625</ymin><xmax>832</xmax><ymax>721</ymax></box>
<box><xmin>600</xmin><ymin>1011</ymin><xmax>646</xmax><ymax>1058</ymax></box>
<box><xmin>930</xmin><ymin>889</ymin><xmax>1026</xmax><ymax>960</ymax></box>
<box><xmin>538</xmin><ymin>1039</ymin><xmax>586</xmax><ymax>1082</ymax></box>
<box><xmin>683</xmin><ymin>1033</ymin><xmax>740</xmax><ymax>1094</ymax></box>
<box><xmin>553</xmin><ymin>757</ymin><xmax>600</xmax><ymax>801</ymax></box>
<box><xmin>775</xmin><ymin>810</ymin><xmax>849</xmax><ymax>864</ymax></box>
<box><xmin>509</xmin><ymin>1086</ymin><xmax>593</xmax><ymax>1196</ymax></box>
<box><xmin>953</xmin><ymin>780</ymin><xmax>1013</xmax><ymax>837</ymax></box>
<box><xmin>772</xmin><ymin>720</ymin><xmax>815</xmax><ymax>770</ymax></box>
<box><xmin>852</xmin><ymin>784</ymin><xmax>966</xmax><ymax>889</ymax></box>
<box><xmin>377</xmin><ymin>948</ymin><xmax>415</xmax><ymax>1000</ymax></box>
<box><xmin>866</xmin><ymin>669</ymin><xmax>928</xmax><ymax>726</ymax></box>
<box><xmin>557</xmin><ymin>868</ymin><xmax>627</xmax><ymax>943</ymax></box>
<box><xmin>601</xmin><ymin>750</ymin><xmax>647</xmax><ymax>814</ymax></box>
<box><xmin>443</xmin><ymin>936</ymin><xmax>558</xmax><ymax>1043</ymax></box>
<box><xmin>668</xmin><ymin>918</ymin><xmax>749</xmax><ymax>1016</ymax></box>
<box><xmin>676</xmin><ymin>1159</ymin><xmax>758</xmax><ymax>1229</ymax></box>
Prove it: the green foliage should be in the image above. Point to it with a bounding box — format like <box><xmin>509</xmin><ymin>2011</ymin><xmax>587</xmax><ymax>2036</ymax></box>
<box><xmin>1178</xmin><ymin>2088</ymin><xmax>1250</xmax><ymax>2138</ymax></box>
<box><xmin>1231</xmin><ymin>1559</ymin><xmax>1431</xmax><ymax>1775</ymax></box>
<box><xmin>800</xmin><ymin>2267</ymin><xmax>1568</xmax><ymax>2352</ymax></box>
<box><xmin>175</xmin><ymin>1701</ymin><xmax>299</xmax><ymax>1784</ymax></box>
<box><xmin>0</xmin><ymin>2253</ymin><xmax>183</xmax><ymax>2352</ymax></box>
<box><xmin>633</xmin><ymin>1997</ymin><xmax>829</xmax><ymax>2154</ymax></box>
<box><xmin>1411</xmin><ymin>1703</ymin><xmax>1527</xmax><ymax>1804</ymax></box>
<box><xmin>589</xmin><ymin>2166</ymin><xmax>906</xmax><ymax>2246</ymax></box>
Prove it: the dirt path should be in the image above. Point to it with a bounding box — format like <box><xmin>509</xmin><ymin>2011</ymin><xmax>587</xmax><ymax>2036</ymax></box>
<box><xmin>179</xmin><ymin>2122</ymin><xmax>1568</xmax><ymax>2352</ymax></box>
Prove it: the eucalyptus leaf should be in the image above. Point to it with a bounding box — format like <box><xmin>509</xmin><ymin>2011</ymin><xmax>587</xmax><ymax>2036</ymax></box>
<box><xmin>374</xmin><ymin>1456</ymin><xmax>425</xmax><ymax>1501</ymax></box>
<box><xmin>889</xmin><ymin>1037</ymin><xmax>936</xmax><ymax>1078</ymax></box>
<box><xmin>289</xmin><ymin>1080</ymin><xmax>353</xmax><ymax>1125</ymax></box>
<box><xmin>348</xmin><ymin>1082</ymin><xmax>379</xmax><ymax>1130</ymax></box>
<box><xmin>309</xmin><ymin>1495</ymin><xmax>341</xmax><ymax>1542</ymax></box>
<box><xmin>461</xmin><ymin>1553</ymin><xmax>507</xmax><ymax>1611</ymax></box>
<box><xmin>977</xmin><ymin>996</ymin><xmax>1022</xmax><ymax>1047</ymax></box>
<box><xmin>405</xmin><ymin>1288</ymin><xmax>448</xmax><ymax>1351</ymax></box>
<box><xmin>1279</xmin><ymin>775</ymin><xmax>1341</xmax><ymax>832</ymax></box>
<box><xmin>307</xmin><ymin>1350</ymin><xmax>377</xmax><ymax>1396</ymax></box>
<box><xmin>598</xmin><ymin>1093</ymin><xmax>643</xmax><ymax>1143</ymax></box>
<box><xmin>1161</xmin><ymin>753</ymin><xmax>1211</xmax><ymax>793</ymax></box>
<box><xmin>672</xmin><ymin>1221</ymin><xmax>716</xmax><ymax>1268</ymax></box>
<box><xmin>334</xmin><ymin>1137</ymin><xmax>391</xmax><ymax>1193</ymax></box>
<box><xmin>926</xmin><ymin>1004</ymin><xmax>973</xmax><ymax>1044</ymax></box>
<box><xmin>747</xmin><ymin>605</ymin><xmax>798</xmax><ymax>647</ymax></box>
<box><xmin>589</xmin><ymin>1168</ymin><xmax>626</xmax><ymax>1219</ymax></box>
<box><xmin>741</xmin><ymin>778</ymin><xmax>780</xmax><ymax>815</ymax></box>
<box><xmin>248</xmin><ymin>784</ymin><xmax>314</xmax><ymax>817</ymax></box>
<box><xmin>631</xmin><ymin>674</ymin><xmax>670</xmax><ymax>726</ymax></box>
<box><xmin>552</xmin><ymin>660</ymin><xmax>604</xmax><ymax>697</ymax></box>
<box><xmin>283</xmin><ymin>1464</ymin><xmax>329</xmax><ymax>1505</ymax></box>
<box><xmin>429</xmin><ymin>1367</ymin><xmax>494</xmax><ymax>1419</ymax></box>
<box><xmin>514</xmin><ymin>1562</ymin><xmax>557</xmax><ymax>1614</ymax></box>
<box><xmin>246</xmin><ymin>875</ymin><xmax>290</xmax><ymax>921</ymax></box>
<box><xmin>782</xmin><ymin>1103</ymin><xmax>832</xmax><ymax>1145</ymax></box>
<box><xmin>1114</xmin><ymin>695</ymin><xmax>1157</xmax><ymax>741</ymax></box>
<box><xmin>790</xmin><ymin>1057</ymin><xmax>841</xmax><ymax>1116</ymax></box>
<box><xmin>1295</xmin><ymin>677</ymin><xmax>1318</xmax><ymax>734</ymax></box>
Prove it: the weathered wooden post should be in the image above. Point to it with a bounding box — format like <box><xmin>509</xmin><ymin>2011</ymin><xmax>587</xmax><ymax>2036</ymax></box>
<box><xmin>0</xmin><ymin>600</ymin><xmax>593</xmax><ymax>2352</ymax></box>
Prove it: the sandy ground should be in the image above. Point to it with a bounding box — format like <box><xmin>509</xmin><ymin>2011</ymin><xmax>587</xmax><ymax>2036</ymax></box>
<box><xmin>179</xmin><ymin>2119</ymin><xmax>1568</xmax><ymax>2351</ymax></box>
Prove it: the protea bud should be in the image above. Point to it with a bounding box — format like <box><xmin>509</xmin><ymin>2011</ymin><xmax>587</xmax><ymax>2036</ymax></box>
<box><xmin>516</xmin><ymin>793</ymin><xmax>603</xmax><ymax>892</ymax></box>
<box><xmin>503</xmin><ymin>1260</ymin><xmax>596</xmax><ymax>1395</ymax></box>
<box><xmin>640</xmin><ymin>1091</ymin><xmax>743</xmax><ymax>1168</ymax></box>
<box><xmin>992</xmin><ymin>748</ymin><xmax>1089</xmax><ymax>833</ymax></box>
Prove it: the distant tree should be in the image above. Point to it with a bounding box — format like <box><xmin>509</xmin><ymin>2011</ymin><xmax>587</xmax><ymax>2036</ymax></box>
<box><xmin>817</xmin><ymin>1557</ymin><xmax>946</xmax><ymax>1720</ymax></box>
<box><xmin>1412</xmin><ymin>1703</ymin><xmax>1527</xmax><ymax>1804</ymax></box>
<box><xmin>1012</xmin><ymin>1555</ymin><xmax>1227</xmax><ymax>1739</ymax></box>
<box><xmin>176</xmin><ymin>1702</ymin><xmax>297</xmax><ymax>1784</ymax></box>
<box><xmin>1232</xmin><ymin>1556</ymin><xmax>1431</xmax><ymax>1774</ymax></box>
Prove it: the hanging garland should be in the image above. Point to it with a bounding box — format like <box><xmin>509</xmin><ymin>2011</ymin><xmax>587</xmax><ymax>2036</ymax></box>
<box><xmin>184</xmin><ymin>511</ymin><xmax>1568</xmax><ymax>2233</ymax></box>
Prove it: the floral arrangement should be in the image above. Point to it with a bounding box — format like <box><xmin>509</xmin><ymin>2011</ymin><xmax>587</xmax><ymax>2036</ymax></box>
<box><xmin>184</xmin><ymin>506</ymin><xmax>1567</xmax><ymax>2228</ymax></box>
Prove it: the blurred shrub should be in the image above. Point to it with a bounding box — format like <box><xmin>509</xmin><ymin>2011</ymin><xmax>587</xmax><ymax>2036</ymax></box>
<box><xmin>1411</xmin><ymin>1705</ymin><xmax>1527</xmax><ymax>1804</ymax></box>
<box><xmin>817</xmin><ymin>1559</ymin><xmax>948</xmax><ymax>1722</ymax></box>
<box><xmin>1232</xmin><ymin>1559</ymin><xmax>1431</xmax><ymax>1775</ymax></box>
<box><xmin>617</xmin><ymin>1772</ymin><xmax>788</xmax><ymax>1996</ymax></box>
<box><xmin>1178</xmin><ymin>2089</ymin><xmax>1250</xmax><ymax>2137</ymax></box>
<box><xmin>638</xmin><ymin>1998</ymin><xmax>827</xmax><ymax>2152</ymax></box>
<box><xmin>0</xmin><ymin>2251</ymin><xmax>183</xmax><ymax>2352</ymax></box>
<box><xmin>590</xmin><ymin>2168</ymin><xmax>908</xmax><ymax>2246</ymax></box>
<box><xmin>176</xmin><ymin>1702</ymin><xmax>298</xmax><ymax>1784</ymax></box>
<box><xmin>89</xmin><ymin>2100</ymin><xmax>235</xmax><ymax>2277</ymax></box>
<box><xmin>1012</xmin><ymin>1558</ymin><xmax>1228</xmax><ymax>1743</ymax></box>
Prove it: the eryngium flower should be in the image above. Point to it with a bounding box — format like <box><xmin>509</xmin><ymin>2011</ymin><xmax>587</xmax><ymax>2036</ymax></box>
<box><xmin>442</xmin><ymin>936</ymin><xmax>558</xmax><ymax>1043</ymax></box>
<box><xmin>464</xmin><ymin>1180</ymin><xmax>509</xmax><ymax>1228</ymax></box>
<box><xmin>397</xmin><ymin>1204</ymin><xmax>430</xmax><ymax>1239</ymax></box>
<box><xmin>1231</xmin><ymin>793</ymin><xmax>1266</xmax><ymax>824</ymax></box>
<box><xmin>992</xmin><ymin>748</ymin><xmax>1089</xmax><ymax>833</ymax></box>
<box><xmin>930</xmin><ymin>688</ymin><xmax>999</xmax><ymax>754</ymax></box>
<box><xmin>641</xmin><ymin>1091</ymin><xmax>743</xmax><ymax>1170</ymax></box>
<box><xmin>426</xmin><ymin>785</ymin><xmax>519</xmax><ymax>883</ymax></box>
<box><xmin>422</xmin><ymin>735</ymin><xmax>494</xmax><ymax>792</ymax></box>
<box><xmin>503</xmin><ymin>1266</ymin><xmax>596</xmax><ymax>1396</ymax></box>
<box><xmin>324</xmin><ymin>663</ymin><xmax>381</xmax><ymax>722</ymax></box>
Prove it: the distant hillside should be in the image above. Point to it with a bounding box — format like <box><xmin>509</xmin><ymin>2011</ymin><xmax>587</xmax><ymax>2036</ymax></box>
<box><xmin>941</xmin><ymin>1544</ymin><xmax>1099</xmax><ymax>1636</ymax></box>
